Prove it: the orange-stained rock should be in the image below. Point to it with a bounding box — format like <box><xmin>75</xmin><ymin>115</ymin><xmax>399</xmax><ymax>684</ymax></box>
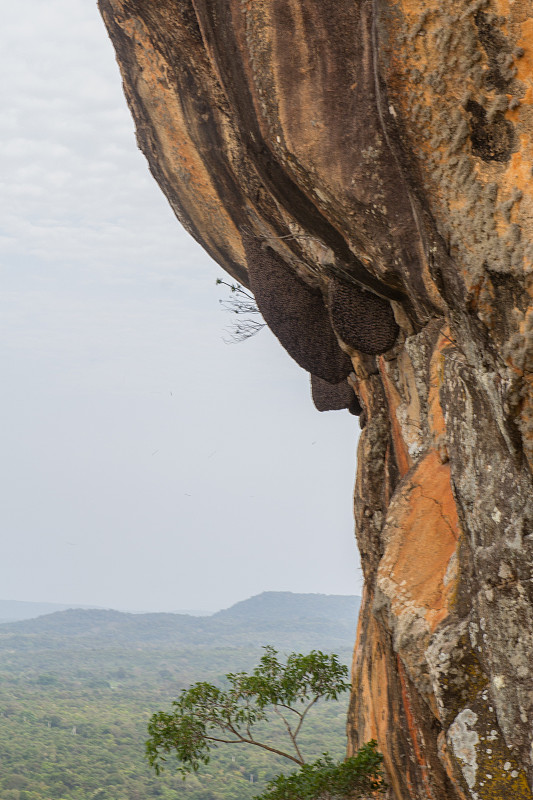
<box><xmin>377</xmin><ymin>449</ymin><xmax>459</xmax><ymax>637</ymax></box>
<box><xmin>99</xmin><ymin>1</ymin><xmax>533</xmax><ymax>797</ymax></box>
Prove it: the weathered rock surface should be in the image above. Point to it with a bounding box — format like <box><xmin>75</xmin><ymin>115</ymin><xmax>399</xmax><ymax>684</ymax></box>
<box><xmin>99</xmin><ymin>0</ymin><xmax>533</xmax><ymax>797</ymax></box>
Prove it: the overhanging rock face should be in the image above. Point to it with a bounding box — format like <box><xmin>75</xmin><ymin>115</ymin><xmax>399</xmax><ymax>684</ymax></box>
<box><xmin>99</xmin><ymin>1</ymin><xmax>533</xmax><ymax>797</ymax></box>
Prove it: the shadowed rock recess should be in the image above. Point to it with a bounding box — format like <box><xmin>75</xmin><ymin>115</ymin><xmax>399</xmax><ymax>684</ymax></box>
<box><xmin>99</xmin><ymin>1</ymin><xmax>533</xmax><ymax>797</ymax></box>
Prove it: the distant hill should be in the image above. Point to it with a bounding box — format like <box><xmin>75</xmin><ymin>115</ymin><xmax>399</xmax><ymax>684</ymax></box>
<box><xmin>0</xmin><ymin>591</ymin><xmax>361</xmax><ymax>651</ymax></box>
<box><xmin>0</xmin><ymin>598</ymin><xmax>212</xmax><ymax>623</ymax></box>
<box><xmin>214</xmin><ymin>591</ymin><xmax>359</xmax><ymax>621</ymax></box>
<box><xmin>0</xmin><ymin>598</ymin><xmax>101</xmax><ymax>624</ymax></box>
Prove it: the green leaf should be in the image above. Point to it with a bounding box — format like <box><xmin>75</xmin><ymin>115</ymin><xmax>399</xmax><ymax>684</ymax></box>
<box><xmin>253</xmin><ymin>742</ymin><xmax>386</xmax><ymax>800</ymax></box>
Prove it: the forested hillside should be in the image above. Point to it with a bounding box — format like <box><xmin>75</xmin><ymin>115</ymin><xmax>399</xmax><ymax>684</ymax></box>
<box><xmin>0</xmin><ymin>593</ymin><xmax>359</xmax><ymax>800</ymax></box>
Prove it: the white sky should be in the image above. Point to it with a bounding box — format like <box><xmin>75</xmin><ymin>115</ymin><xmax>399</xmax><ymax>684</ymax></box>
<box><xmin>0</xmin><ymin>0</ymin><xmax>362</xmax><ymax>613</ymax></box>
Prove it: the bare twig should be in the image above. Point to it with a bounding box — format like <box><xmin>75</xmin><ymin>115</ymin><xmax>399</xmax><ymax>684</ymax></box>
<box><xmin>216</xmin><ymin>278</ymin><xmax>266</xmax><ymax>342</ymax></box>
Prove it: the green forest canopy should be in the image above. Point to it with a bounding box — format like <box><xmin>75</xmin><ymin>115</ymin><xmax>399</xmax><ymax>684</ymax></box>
<box><xmin>0</xmin><ymin>592</ymin><xmax>360</xmax><ymax>800</ymax></box>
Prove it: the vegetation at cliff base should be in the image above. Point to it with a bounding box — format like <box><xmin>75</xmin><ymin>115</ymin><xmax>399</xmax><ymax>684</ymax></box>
<box><xmin>256</xmin><ymin>742</ymin><xmax>385</xmax><ymax>800</ymax></box>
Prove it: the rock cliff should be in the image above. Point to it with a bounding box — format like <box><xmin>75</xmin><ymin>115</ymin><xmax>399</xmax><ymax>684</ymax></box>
<box><xmin>99</xmin><ymin>1</ymin><xmax>533</xmax><ymax>797</ymax></box>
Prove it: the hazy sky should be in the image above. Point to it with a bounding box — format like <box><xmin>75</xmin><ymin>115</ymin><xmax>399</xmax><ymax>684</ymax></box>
<box><xmin>1</xmin><ymin>0</ymin><xmax>362</xmax><ymax>613</ymax></box>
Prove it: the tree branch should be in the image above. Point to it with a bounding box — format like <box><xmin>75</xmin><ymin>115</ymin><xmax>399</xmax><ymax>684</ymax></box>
<box><xmin>206</xmin><ymin>731</ymin><xmax>303</xmax><ymax>764</ymax></box>
<box><xmin>275</xmin><ymin>703</ymin><xmax>302</xmax><ymax>718</ymax></box>
<box><xmin>273</xmin><ymin>706</ymin><xmax>304</xmax><ymax>764</ymax></box>
<box><xmin>292</xmin><ymin>696</ymin><xmax>319</xmax><ymax>740</ymax></box>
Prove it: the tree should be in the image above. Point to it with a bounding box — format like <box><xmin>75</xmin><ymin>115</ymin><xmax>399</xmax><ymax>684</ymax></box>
<box><xmin>146</xmin><ymin>647</ymin><xmax>385</xmax><ymax>798</ymax></box>
<box><xmin>146</xmin><ymin>647</ymin><xmax>350</xmax><ymax>774</ymax></box>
